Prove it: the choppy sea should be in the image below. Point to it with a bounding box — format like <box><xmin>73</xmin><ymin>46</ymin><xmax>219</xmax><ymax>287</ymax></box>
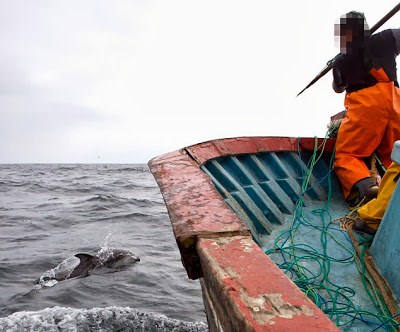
<box><xmin>0</xmin><ymin>164</ymin><xmax>207</xmax><ymax>331</ymax></box>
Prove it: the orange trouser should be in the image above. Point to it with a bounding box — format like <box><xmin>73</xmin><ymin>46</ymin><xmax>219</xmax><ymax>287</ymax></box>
<box><xmin>334</xmin><ymin>82</ymin><xmax>400</xmax><ymax>199</ymax></box>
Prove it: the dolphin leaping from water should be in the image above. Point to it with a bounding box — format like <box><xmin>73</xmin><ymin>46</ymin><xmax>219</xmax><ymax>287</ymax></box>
<box><xmin>37</xmin><ymin>249</ymin><xmax>140</xmax><ymax>286</ymax></box>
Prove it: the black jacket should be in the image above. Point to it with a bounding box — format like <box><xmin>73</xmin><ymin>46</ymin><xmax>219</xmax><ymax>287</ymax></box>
<box><xmin>333</xmin><ymin>29</ymin><xmax>400</xmax><ymax>93</ymax></box>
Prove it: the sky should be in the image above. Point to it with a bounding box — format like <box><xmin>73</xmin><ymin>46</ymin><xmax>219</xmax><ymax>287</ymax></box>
<box><xmin>0</xmin><ymin>0</ymin><xmax>399</xmax><ymax>163</ymax></box>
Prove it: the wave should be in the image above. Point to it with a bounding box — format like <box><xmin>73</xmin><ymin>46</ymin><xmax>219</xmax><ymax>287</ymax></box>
<box><xmin>121</xmin><ymin>182</ymin><xmax>158</xmax><ymax>189</ymax></box>
<box><xmin>129</xmin><ymin>197</ymin><xmax>165</xmax><ymax>207</ymax></box>
<box><xmin>103</xmin><ymin>166</ymin><xmax>149</xmax><ymax>173</ymax></box>
<box><xmin>84</xmin><ymin>194</ymin><xmax>164</xmax><ymax>207</ymax></box>
<box><xmin>55</xmin><ymin>166</ymin><xmax>77</xmax><ymax>171</ymax></box>
<box><xmin>35</xmin><ymin>201</ymin><xmax>63</xmax><ymax>209</ymax></box>
<box><xmin>86</xmin><ymin>194</ymin><xmax>124</xmax><ymax>202</ymax></box>
<box><xmin>0</xmin><ymin>306</ymin><xmax>208</xmax><ymax>332</ymax></box>
<box><xmin>9</xmin><ymin>233</ymin><xmax>50</xmax><ymax>243</ymax></box>
<box><xmin>0</xmin><ymin>180</ymin><xmax>27</xmax><ymax>187</ymax></box>
<box><xmin>94</xmin><ymin>212</ymin><xmax>155</xmax><ymax>222</ymax></box>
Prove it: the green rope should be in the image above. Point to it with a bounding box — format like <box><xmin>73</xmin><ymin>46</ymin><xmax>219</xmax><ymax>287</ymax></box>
<box><xmin>265</xmin><ymin>135</ymin><xmax>399</xmax><ymax>330</ymax></box>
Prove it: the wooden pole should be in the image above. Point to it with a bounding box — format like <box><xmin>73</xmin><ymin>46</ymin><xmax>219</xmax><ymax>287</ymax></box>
<box><xmin>296</xmin><ymin>2</ymin><xmax>400</xmax><ymax>97</ymax></box>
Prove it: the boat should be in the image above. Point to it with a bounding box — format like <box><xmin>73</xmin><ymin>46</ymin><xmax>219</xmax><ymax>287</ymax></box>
<box><xmin>148</xmin><ymin>136</ymin><xmax>400</xmax><ymax>331</ymax></box>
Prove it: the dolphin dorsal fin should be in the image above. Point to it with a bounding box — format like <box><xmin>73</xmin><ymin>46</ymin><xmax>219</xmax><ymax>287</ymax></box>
<box><xmin>68</xmin><ymin>254</ymin><xmax>97</xmax><ymax>279</ymax></box>
<box><xmin>75</xmin><ymin>254</ymin><xmax>95</xmax><ymax>266</ymax></box>
<box><xmin>75</xmin><ymin>254</ymin><xmax>96</xmax><ymax>269</ymax></box>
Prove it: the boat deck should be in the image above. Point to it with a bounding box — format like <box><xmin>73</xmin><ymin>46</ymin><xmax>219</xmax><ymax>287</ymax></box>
<box><xmin>201</xmin><ymin>146</ymin><xmax>392</xmax><ymax>330</ymax></box>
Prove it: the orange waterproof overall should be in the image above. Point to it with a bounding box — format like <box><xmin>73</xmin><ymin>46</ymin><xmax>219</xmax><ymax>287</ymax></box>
<box><xmin>334</xmin><ymin>68</ymin><xmax>400</xmax><ymax>199</ymax></box>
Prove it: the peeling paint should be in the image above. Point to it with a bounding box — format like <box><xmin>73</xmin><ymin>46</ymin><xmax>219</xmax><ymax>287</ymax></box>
<box><xmin>197</xmin><ymin>236</ymin><xmax>340</xmax><ymax>331</ymax></box>
<box><xmin>241</xmin><ymin>238</ymin><xmax>254</xmax><ymax>253</ymax></box>
<box><xmin>239</xmin><ymin>292</ymin><xmax>315</xmax><ymax>325</ymax></box>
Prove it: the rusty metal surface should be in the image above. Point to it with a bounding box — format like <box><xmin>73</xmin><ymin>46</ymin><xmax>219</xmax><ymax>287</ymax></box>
<box><xmin>197</xmin><ymin>236</ymin><xmax>340</xmax><ymax>332</ymax></box>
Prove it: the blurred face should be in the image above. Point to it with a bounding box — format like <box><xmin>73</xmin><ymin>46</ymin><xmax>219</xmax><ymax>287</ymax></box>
<box><xmin>335</xmin><ymin>13</ymin><xmax>368</xmax><ymax>55</ymax></box>
<box><xmin>334</xmin><ymin>24</ymin><xmax>360</xmax><ymax>54</ymax></box>
<box><xmin>340</xmin><ymin>29</ymin><xmax>354</xmax><ymax>53</ymax></box>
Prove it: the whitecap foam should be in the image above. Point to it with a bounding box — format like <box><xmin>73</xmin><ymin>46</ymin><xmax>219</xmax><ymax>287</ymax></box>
<box><xmin>0</xmin><ymin>306</ymin><xmax>208</xmax><ymax>332</ymax></box>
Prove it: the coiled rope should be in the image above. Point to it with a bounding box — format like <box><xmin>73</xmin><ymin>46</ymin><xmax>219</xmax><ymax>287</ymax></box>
<box><xmin>266</xmin><ymin>135</ymin><xmax>400</xmax><ymax>331</ymax></box>
<box><xmin>336</xmin><ymin>208</ymin><xmax>400</xmax><ymax>327</ymax></box>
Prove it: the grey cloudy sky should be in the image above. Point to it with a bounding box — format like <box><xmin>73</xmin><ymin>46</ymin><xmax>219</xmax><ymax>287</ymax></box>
<box><xmin>1</xmin><ymin>0</ymin><xmax>399</xmax><ymax>163</ymax></box>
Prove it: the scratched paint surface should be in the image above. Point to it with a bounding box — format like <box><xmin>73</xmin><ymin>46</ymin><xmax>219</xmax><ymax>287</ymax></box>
<box><xmin>149</xmin><ymin>148</ymin><xmax>250</xmax><ymax>278</ymax></box>
<box><xmin>197</xmin><ymin>236</ymin><xmax>339</xmax><ymax>331</ymax></box>
<box><xmin>149</xmin><ymin>149</ymin><xmax>250</xmax><ymax>237</ymax></box>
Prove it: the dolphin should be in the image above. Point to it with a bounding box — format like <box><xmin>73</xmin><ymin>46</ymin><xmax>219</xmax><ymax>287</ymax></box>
<box><xmin>37</xmin><ymin>249</ymin><xmax>140</xmax><ymax>286</ymax></box>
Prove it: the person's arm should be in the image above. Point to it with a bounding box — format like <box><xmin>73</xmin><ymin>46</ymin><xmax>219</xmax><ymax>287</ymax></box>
<box><xmin>332</xmin><ymin>64</ymin><xmax>345</xmax><ymax>93</ymax></box>
<box><xmin>332</xmin><ymin>80</ymin><xmax>345</xmax><ymax>93</ymax></box>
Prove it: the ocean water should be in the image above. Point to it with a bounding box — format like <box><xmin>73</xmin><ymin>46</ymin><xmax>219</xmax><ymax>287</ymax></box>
<box><xmin>0</xmin><ymin>164</ymin><xmax>207</xmax><ymax>331</ymax></box>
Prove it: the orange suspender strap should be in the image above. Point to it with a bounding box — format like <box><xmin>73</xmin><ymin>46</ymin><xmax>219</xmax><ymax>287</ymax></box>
<box><xmin>369</xmin><ymin>67</ymin><xmax>391</xmax><ymax>82</ymax></box>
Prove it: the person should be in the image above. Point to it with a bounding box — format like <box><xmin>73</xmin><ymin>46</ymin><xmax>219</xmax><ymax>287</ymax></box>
<box><xmin>332</xmin><ymin>11</ymin><xmax>400</xmax><ymax>208</ymax></box>
<box><xmin>354</xmin><ymin>161</ymin><xmax>400</xmax><ymax>235</ymax></box>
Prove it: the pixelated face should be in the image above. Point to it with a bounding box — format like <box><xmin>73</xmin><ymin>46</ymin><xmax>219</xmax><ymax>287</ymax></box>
<box><xmin>334</xmin><ymin>24</ymin><xmax>354</xmax><ymax>54</ymax></box>
<box><xmin>334</xmin><ymin>14</ymin><xmax>369</xmax><ymax>54</ymax></box>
